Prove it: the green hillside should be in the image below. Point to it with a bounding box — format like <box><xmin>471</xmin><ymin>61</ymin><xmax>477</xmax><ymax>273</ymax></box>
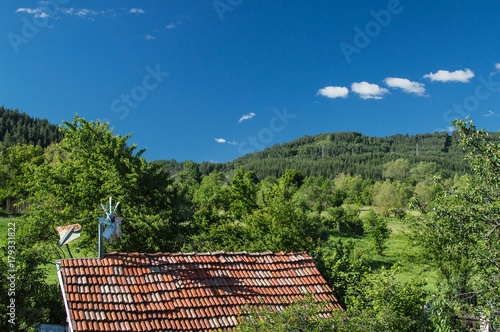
<box><xmin>159</xmin><ymin>131</ymin><xmax>496</xmax><ymax>180</ymax></box>
<box><xmin>1</xmin><ymin>107</ymin><xmax>496</xmax><ymax>181</ymax></box>
<box><xmin>0</xmin><ymin>106</ymin><xmax>63</xmax><ymax>148</ymax></box>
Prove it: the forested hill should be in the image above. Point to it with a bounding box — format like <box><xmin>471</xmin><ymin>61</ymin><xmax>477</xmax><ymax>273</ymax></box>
<box><xmin>1</xmin><ymin>107</ymin><xmax>497</xmax><ymax>181</ymax></box>
<box><xmin>159</xmin><ymin>131</ymin><xmax>500</xmax><ymax>180</ymax></box>
<box><xmin>0</xmin><ymin>107</ymin><xmax>63</xmax><ymax>148</ymax></box>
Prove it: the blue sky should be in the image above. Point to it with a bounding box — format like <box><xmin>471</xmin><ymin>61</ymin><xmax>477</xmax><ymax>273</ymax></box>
<box><xmin>1</xmin><ymin>0</ymin><xmax>500</xmax><ymax>163</ymax></box>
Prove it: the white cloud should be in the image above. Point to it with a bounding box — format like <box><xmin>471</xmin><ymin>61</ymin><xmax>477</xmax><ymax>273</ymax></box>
<box><xmin>238</xmin><ymin>112</ymin><xmax>256</xmax><ymax>123</ymax></box>
<box><xmin>20</xmin><ymin>6</ymin><xmax>146</xmax><ymax>20</ymax></box>
<box><xmin>445</xmin><ymin>126</ymin><xmax>456</xmax><ymax>132</ymax></box>
<box><xmin>484</xmin><ymin>110</ymin><xmax>495</xmax><ymax>117</ymax></box>
<box><xmin>16</xmin><ymin>7</ymin><xmax>52</xmax><ymax>18</ymax></box>
<box><xmin>145</xmin><ymin>34</ymin><xmax>155</xmax><ymax>40</ymax></box>
<box><xmin>351</xmin><ymin>82</ymin><xmax>389</xmax><ymax>100</ymax></box>
<box><xmin>59</xmin><ymin>8</ymin><xmax>135</xmax><ymax>19</ymax></box>
<box><xmin>317</xmin><ymin>86</ymin><xmax>349</xmax><ymax>99</ymax></box>
<box><xmin>16</xmin><ymin>7</ymin><xmax>44</xmax><ymax>14</ymax></box>
<box><xmin>423</xmin><ymin>69</ymin><xmax>474</xmax><ymax>82</ymax></box>
<box><xmin>59</xmin><ymin>7</ymin><xmax>102</xmax><ymax>17</ymax></box>
<box><xmin>491</xmin><ymin>63</ymin><xmax>500</xmax><ymax>76</ymax></box>
<box><xmin>384</xmin><ymin>77</ymin><xmax>426</xmax><ymax>96</ymax></box>
<box><xmin>166</xmin><ymin>22</ymin><xmax>177</xmax><ymax>29</ymax></box>
<box><xmin>215</xmin><ymin>137</ymin><xmax>237</xmax><ymax>145</ymax></box>
<box><xmin>129</xmin><ymin>8</ymin><xmax>145</xmax><ymax>14</ymax></box>
<box><xmin>60</xmin><ymin>8</ymin><xmax>74</xmax><ymax>14</ymax></box>
<box><xmin>75</xmin><ymin>9</ymin><xmax>99</xmax><ymax>17</ymax></box>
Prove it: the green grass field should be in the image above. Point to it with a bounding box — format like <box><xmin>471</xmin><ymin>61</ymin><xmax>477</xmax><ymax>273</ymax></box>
<box><xmin>327</xmin><ymin>209</ymin><xmax>438</xmax><ymax>295</ymax></box>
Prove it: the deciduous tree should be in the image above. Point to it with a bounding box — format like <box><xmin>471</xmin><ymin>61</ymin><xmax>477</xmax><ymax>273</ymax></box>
<box><xmin>408</xmin><ymin>119</ymin><xmax>500</xmax><ymax>326</ymax></box>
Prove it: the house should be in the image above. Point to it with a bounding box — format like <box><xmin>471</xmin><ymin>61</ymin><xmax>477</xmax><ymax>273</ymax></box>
<box><xmin>56</xmin><ymin>251</ymin><xmax>342</xmax><ymax>331</ymax></box>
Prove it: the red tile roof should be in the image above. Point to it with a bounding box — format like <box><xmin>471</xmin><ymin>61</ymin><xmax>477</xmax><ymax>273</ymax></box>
<box><xmin>57</xmin><ymin>251</ymin><xmax>342</xmax><ymax>331</ymax></box>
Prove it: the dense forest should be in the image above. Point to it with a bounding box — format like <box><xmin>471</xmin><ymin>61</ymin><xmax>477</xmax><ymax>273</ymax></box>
<box><xmin>0</xmin><ymin>107</ymin><xmax>63</xmax><ymax>148</ymax></box>
<box><xmin>158</xmin><ymin>130</ymin><xmax>498</xmax><ymax>181</ymax></box>
<box><xmin>2</xmin><ymin>106</ymin><xmax>497</xmax><ymax>182</ymax></box>
<box><xmin>1</xmin><ymin>111</ymin><xmax>500</xmax><ymax>330</ymax></box>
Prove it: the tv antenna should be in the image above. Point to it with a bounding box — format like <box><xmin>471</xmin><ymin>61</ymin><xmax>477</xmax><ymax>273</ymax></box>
<box><xmin>98</xmin><ymin>197</ymin><xmax>123</xmax><ymax>259</ymax></box>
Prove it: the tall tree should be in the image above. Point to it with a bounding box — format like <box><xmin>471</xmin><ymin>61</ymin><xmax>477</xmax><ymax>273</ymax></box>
<box><xmin>408</xmin><ymin>119</ymin><xmax>500</xmax><ymax>326</ymax></box>
<box><xmin>22</xmin><ymin>115</ymin><xmax>183</xmax><ymax>256</ymax></box>
<box><xmin>382</xmin><ymin>158</ymin><xmax>410</xmax><ymax>181</ymax></box>
<box><xmin>0</xmin><ymin>144</ymin><xmax>44</xmax><ymax>211</ymax></box>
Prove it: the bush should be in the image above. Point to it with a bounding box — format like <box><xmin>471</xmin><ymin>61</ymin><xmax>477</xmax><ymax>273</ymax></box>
<box><xmin>316</xmin><ymin>239</ymin><xmax>368</xmax><ymax>307</ymax></box>
<box><xmin>363</xmin><ymin>209</ymin><xmax>391</xmax><ymax>254</ymax></box>
<box><xmin>346</xmin><ymin>264</ymin><xmax>430</xmax><ymax>332</ymax></box>
<box><xmin>325</xmin><ymin>206</ymin><xmax>363</xmax><ymax>235</ymax></box>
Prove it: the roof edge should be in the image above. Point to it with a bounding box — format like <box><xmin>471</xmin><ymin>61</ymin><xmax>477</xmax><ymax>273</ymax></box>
<box><xmin>56</xmin><ymin>262</ymin><xmax>74</xmax><ymax>332</ymax></box>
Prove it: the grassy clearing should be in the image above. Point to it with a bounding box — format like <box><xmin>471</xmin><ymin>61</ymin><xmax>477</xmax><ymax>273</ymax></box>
<box><xmin>327</xmin><ymin>212</ymin><xmax>438</xmax><ymax>296</ymax></box>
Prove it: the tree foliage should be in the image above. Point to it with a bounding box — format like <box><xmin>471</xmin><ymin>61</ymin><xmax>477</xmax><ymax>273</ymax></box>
<box><xmin>382</xmin><ymin>158</ymin><xmax>411</xmax><ymax>181</ymax></box>
<box><xmin>408</xmin><ymin>118</ymin><xmax>500</xmax><ymax>326</ymax></box>
<box><xmin>363</xmin><ymin>209</ymin><xmax>391</xmax><ymax>254</ymax></box>
<box><xmin>345</xmin><ymin>264</ymin><xmax>429</xmax><ymax>332</ymax></box>
<box><xmin>235</xmin><ymin>265</ymin><xmax>429</xmax><ymax>332</ymax></box>
<box><xmin>22</xmin><ymin>115</ymin><xmax>184</xmax><ymax>256</ymax></box>
<box><xmin>235</xmin><ymin>294</ymin><xmax>340</xmax><ymax>332</ymax></box>
<box><xmin>159</xmin><ymin>130</ymin><xmax>481</xmax><ymax>181</ymax></box>
<box><xmin>0</xmin><ymin>144</ymin><xmax>44</xmax><ymax>209</ymax></box>
<box><xmin>0</xmin><ymin>107</ymin><xmax>63</xmax><ymax>148</ymax></box>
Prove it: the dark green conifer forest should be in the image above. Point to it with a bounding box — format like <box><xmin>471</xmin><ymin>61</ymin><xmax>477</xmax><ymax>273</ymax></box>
<box><xmin>158</xmin><ymin>130</ymin><xmax>482</xmax><ymax>181</ymax></box>
<box><xmin>0</xmin><ymin>107</ymin><xmax>63</xmax><ymax>148</ymax></box>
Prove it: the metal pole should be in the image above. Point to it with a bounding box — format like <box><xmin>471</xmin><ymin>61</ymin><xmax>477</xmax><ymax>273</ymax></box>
<box><xmin>98</xmin><ymin>222</ymin><xmax>104</xmax><ymax>260</ymax></box>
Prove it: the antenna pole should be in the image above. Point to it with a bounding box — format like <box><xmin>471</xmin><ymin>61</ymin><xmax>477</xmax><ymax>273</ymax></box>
<box><xmin>97</xmin><ymin>197</ymin><xmax>122</xmax><ymax>259</ymax></box>
<box><xmin>98</xmin><ymin>223</ymin><xmax>104</xmax><ymax>260</ymax></box>
<box><xmin>66</xmin><ymin>244</ymin><xmax>74</xmax><ymax>259</ymax></box>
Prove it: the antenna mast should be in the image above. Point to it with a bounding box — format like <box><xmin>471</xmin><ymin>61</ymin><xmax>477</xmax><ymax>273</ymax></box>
<box><xmin>98</xmin><ymin>197</ymin><xmax>123</xmax><ymax>259</ymax></box>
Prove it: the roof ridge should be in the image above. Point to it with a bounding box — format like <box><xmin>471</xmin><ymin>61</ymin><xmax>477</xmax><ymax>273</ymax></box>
<box><xmin>102</xmin><ymin>250</ymin><xmax>308</xmax><ymax>257</ymax></box>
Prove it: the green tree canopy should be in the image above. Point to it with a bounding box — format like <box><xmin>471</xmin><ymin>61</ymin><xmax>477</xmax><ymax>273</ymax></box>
<box><xmin>408</xmin><ymin>119</ymin><xmax>500</xmax><ymax>325</ymax></box>
<box><xmin>21</xmin><ymin>115</ymin><xmax>184</xmax><ymax>256</ymax></box>
<box><xmin>382</xmin><ymin>158</ymin><xmax>411</xmax><ymax>182</ymax></box>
